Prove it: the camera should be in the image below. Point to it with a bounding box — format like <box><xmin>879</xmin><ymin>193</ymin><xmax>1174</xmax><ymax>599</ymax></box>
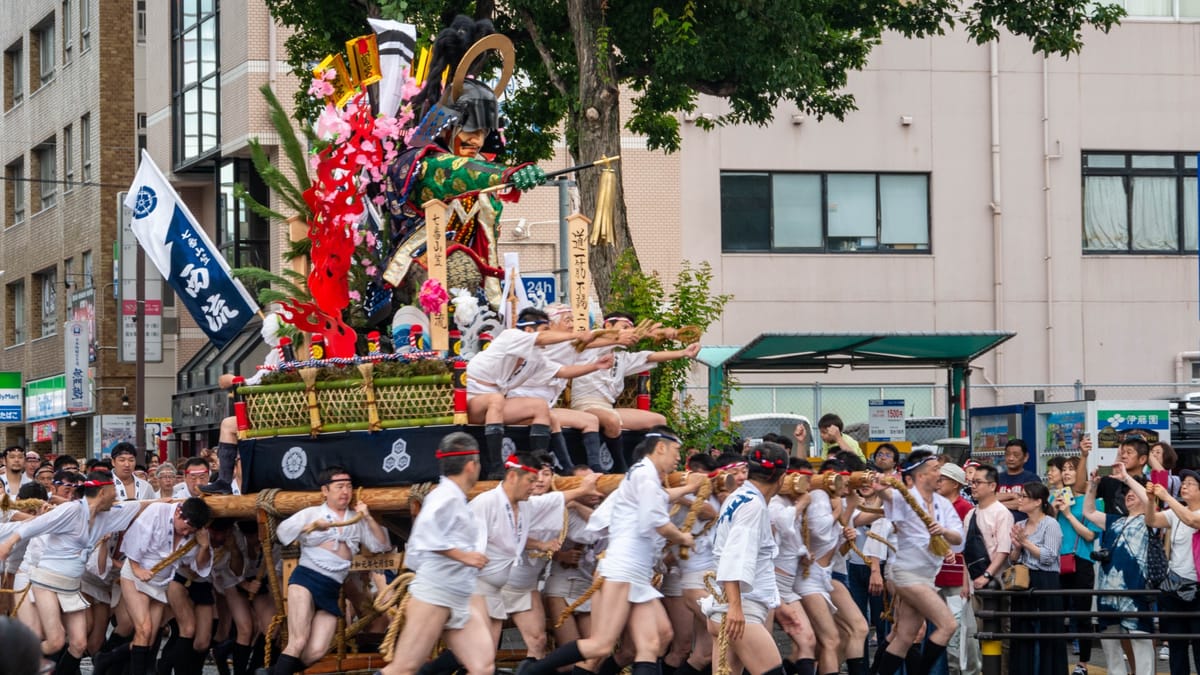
<box><xmin>1093</xmin><ymin>548</ymin><xmax>1111</xmax><ymax>564</ymax></box>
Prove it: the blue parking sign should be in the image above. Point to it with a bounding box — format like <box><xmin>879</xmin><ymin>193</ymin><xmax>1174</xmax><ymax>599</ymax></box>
<box><xmin>523</xmin><ymin>275</ymin><xmax>557</xmax><ymax>307</ymax></box>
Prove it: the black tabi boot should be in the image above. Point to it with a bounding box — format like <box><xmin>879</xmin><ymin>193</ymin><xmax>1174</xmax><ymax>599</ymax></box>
<box><xmin>484</xmin><ymin>424</ymin><xmax>506</xmax><ymax>479</ymax></box>
<box><xmin>582</xmin><ymin>431</ymin><xmax>607</xmax><ymax>472</ymax></box>
<box><xmin>604</xmin><ymin>434</ymin><xmax>627</xmax><ymax>472</ymax></box>
<box><xmin>550</xmin><ymin>432</ymin><xmax>575</xmax><ymax>474</ymax></box>
<box><xmin>130</xmin><ymin>646</ymin><xmax>153</xmax><ymax>675</ymax></box>
<box><xmin>529</xmin><ymin>423</ymin><xmax>552</xmax><ymax>453</ymax></box>
<box><xmin>201</xmin><ymin>442</ymin><xmax>239</xmax><ymax>494</ymax></box>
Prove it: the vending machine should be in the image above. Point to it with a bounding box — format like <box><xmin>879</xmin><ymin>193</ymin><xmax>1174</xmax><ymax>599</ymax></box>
<box><xmin>1033</xmin><ymin>399</ymin><xmax>1170</xmax><ymax>477</ymax></box>
<box><xmin>969</xmin><ymin>403</ymin><xmax>1035</xmax><ymax>471</ymax></box>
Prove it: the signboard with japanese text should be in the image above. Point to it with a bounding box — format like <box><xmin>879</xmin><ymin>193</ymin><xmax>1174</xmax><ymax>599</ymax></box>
<box><xmin>0</xmin><ymin>372</ymin><xmax>23</xmax><ymax>423</ymax></box>
<box><xmin>868</xmin><ymin>399</ymin><xmax>906</xmax><ymax>441</ymax></box>
<box><xmin>423</xmin><ymin>199</ymin><xmax>449</xmax><ymax>351</ymax></box>
<box><xmin>25</xmin><ymin>375</ymin><xmax>67</xmax><ymax>423</ymax></box>
<box><xmin>68</xmin><ymin>288</ymin><xmax>97</xmax><ymax>363</ymax></box>
<box><xmin>117</xmin><ymin>192</ymin><xmax>163</xmax><ymax>362</ymax></box>
<box><xmin>567</xmin><ymin>213</ymin><xmax>591</xmax><ymax>332</ymax></box>
<box><xmin>65</xmin><ymin>320</ymin><xmax>90</xmax><ymax>413</ymax></box>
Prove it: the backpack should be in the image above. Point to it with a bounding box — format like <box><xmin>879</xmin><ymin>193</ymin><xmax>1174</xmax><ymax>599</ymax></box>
<box><xmin>963</xmin><ymin>511</ymin><xmax>992</xmax><ymax>580</ymax></box>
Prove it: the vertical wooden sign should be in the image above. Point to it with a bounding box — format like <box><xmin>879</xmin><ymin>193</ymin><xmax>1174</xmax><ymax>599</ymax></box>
<box><xmin>423</xmin><ymin>198</ymin><xmax>450</xmax><ymax>351</ymax></box>
<box><xmin>567</xmin><ymin>213</ymin><xmax>592</xmax><ymax>332</ymax></box>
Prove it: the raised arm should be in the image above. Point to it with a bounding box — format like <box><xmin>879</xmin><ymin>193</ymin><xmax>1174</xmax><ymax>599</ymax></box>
<box><xmin>1082</xmin><ymin>471</ymin><xmax>1106</xmax><ymax>529</ymax></box>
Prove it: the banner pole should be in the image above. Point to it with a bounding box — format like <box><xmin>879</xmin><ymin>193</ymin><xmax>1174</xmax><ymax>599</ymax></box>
<box><xmin>136</xmin><ymin>245</ymin><xmax>146</xmax><ymax>461</ymax></box>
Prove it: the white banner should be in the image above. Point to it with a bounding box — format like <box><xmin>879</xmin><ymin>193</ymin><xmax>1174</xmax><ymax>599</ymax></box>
<box><xmin>65</xmin><ymin>320</ymin><xmax>90</xmax><ymax>413</ymax></box>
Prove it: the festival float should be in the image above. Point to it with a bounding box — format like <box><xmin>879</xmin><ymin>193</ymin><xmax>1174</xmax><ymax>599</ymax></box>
<box><xmin>139</xmin><ymin>19</ymin><xmax>701</xmax><ymax>673</ymax></box>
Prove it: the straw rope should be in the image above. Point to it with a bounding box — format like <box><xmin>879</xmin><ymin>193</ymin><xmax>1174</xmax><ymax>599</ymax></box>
<box><xmin>529</xmin><ymin>507</ymin><xmax>570</xmax><ymax>561</ymax></box>
<box><xmin>678</xmin><ymin>479</ymin><xmax>713</xmax><ymax>560</ymax></box>
<box><xmin>376</xmin><ymin>571</ymin><xmax>416</xmax><ymax>663</ymax></box>
<box><xmin>882</xmin><ymin>477</ymin><xmax>951</xmax><ymax>557</ymax></box>
<box><xmin>149</xmin><ymin>538</ymin><xmax>199</xmax><ymax>577</ymax></box>
<box><xmin>703</xmin><ymin>571</ymin><xmax>732</xmax><ymax>675</ymax></box>
<box><xmin>555</xmin><ymin>573</ymin><xmax>604</xmax><ymax>628</ymax></box>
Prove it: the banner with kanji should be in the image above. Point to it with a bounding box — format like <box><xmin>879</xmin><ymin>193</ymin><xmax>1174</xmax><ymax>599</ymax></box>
<box><xmin>124</xmin><ymin>150</ymin><xmax>258</xmax><ymax>348</ymax></box>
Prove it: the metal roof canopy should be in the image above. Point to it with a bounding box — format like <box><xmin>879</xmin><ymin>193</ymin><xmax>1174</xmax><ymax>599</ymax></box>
<box><xmin>720</xmin><ymin>332</ymin><xmax>1015</xmax><ymax>372</ymax></box>
<box><xmin>705</xmin><ymin>332</ymin><xmax>1016</xmax><ymax>439</ymax></box>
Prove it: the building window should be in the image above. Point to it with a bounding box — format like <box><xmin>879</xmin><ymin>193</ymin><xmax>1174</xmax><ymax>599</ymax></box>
<box><xmin>5</xmin><ymin>159</ymin><xmax>25</xmax><ymax>227</ymax></box>
<box><xmin>137</xmin><ymin>112</ymin><xmax>147</xmax><ymax>154</ymax></box>
<box><xmin>62</xmin><ymin>0</ymin><xmax>72</xmax><ymax>64</ymax></box>
<box><xmin>33</xmin><ymin>140</ymin><xmax>57</xmax><ymax>211</ymax></box>
<box><xmin>1082</xmin><ymin>151</ymin><xmax>1198</xmax><ymax>253</ymax></box>
<box><xmin>719</xmin><ymin>171</ymin><xmax>931</xmax><ymax>253</ymax></box>
<box><xmin>4</xmin><ymin>42</ymin><xmax>23</xmax><ymax>110</ymax></box>
<box><xmin>1119</xmin><ymin>0</ymin><xmax>1200</xmax><ymax>19</ymax></box>
<box><xmin>62</xmin><ymin>124</ymin><xmax>73</xmax><ymax>191</ymax></box>
<box><xmin>7</xmin><ymin>281</ymin><xmax>25</xmax><ymax>345</ymax></box>
<box><xmin>173</xmin><ymin>0</ymin><xmax>220</xmax><ymax>166</ymax></box>
<box><xmin>136</xmin><ymin>0</ymin><xmax>147</xmax><ymax>43</ymax></box>
<box><xmin>80</xmin><ymin>113</ymin><xmax>91</xmax><ymax>182</ymax></box>
<box><xmin>36</xmin><ymin>269</ymin><xmax>57</xmax><ymax>338</ymax></box>
<box><xmin>33</xmin><ymin>18</ymin><xmax>55</xmax><ymax>87</ymax></box>
<box><xmin>218</xmin><ymin>160</ymin><xmax>271</xmax><ymax>270</ymax></box>
<box><xmin>79</xmin><ymin>0</ymin><xmax>90</xmax><ymax>52</ymax></box>
<box><xmin>80</xmin><ymin>250</ymin><xmax>93</xmax><ymax>288</ymax></box>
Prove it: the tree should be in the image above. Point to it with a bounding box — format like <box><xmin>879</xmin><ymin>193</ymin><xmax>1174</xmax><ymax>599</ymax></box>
<box><xmin>263</xmin><ymin>0</ymin><xmax>1124</xmax><ymax>302</ymax></box>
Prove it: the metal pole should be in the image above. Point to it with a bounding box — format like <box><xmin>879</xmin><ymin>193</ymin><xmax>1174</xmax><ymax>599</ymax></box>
<box><xmin>135</xmin><ymin>247</ymin><xmax>146</xmax><ymax>462</ymax></box>
<box><xmin>979</xmin><ymin>591</ymin><xmax>1002</xmax><ymax>675</ymax></box>
<box><xmin>557</xmin><ymin>177</ymin><xmax>571</xmax><ymax>296</ymax></box>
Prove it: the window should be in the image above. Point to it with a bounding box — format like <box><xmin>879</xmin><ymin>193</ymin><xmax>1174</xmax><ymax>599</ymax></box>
<box><xmin>1118</xmin><ymin>0</ymin><xmax>1200</xmax><ymax>19</ymax></box>
<box><xmin>7</xmin><ymin>281</ymin><xmax>25</xmax><ymax>345</ymax></box>
<box><xmin>79</xmin><ymin>0</ymin><xmax>90</xmax><ymax>51</ymax></box>
<box><xmin>62</xmin><ymin>0</ymin><xmax>72</xmax><ymax>64</ymax></box>
<box><xmin>136</xmin><ymin>112</ymin><xmax>147</xmax><ymax>154</ymax></box>
<box><xmin>62</xmin><ymin>124</ymin><xmax>73</xmax><ymax>190</ymax></box>
<box><xmin>5</xmin><ymin>159</ymin><xmax>25</xmax><ymax>227</ymax></box>
<box><xmin>218</xmin><ymin>160</ymin><xmax>270</xmax><ymax>269</ymax></box>
<box><xmin>719</xmin><ymin>171</ymin><xmax>931</xmax><ymax>253</ymax></box>
<box><xmin>80</xmin><ymin>250</ymin><xmax>93</xmax><ymax>288</ymax></box>
<box><xmin>4</xmin><ymin>42</ymin><xmax>23</xmax><ymax>110</ymax></box>
<box><xmin>33</xmin><ymin>140</ymin><xmax>56</xmax><ymax>211</ymax></box>
<box><xmin>33</xmin><ymin>19</ymin><xmax>55</xmax><ymax>86</ymax></box>
<box><xmin>1082</xmin><ymin>151</ymin><xmax>1198</xmax><ymax>253</ymax></box>
<box><xmin>173</xmin><ymin>0</ymin><xmax>220</xmax><ymax>165</ymax></box>
<box><xmin>136</xmin><ymin>0</ymin><xmax>147</xmax><ymax>43</ymax></box>
<box><xmin>80</xmin><ymin>113</ymin><xmax>91</xmax><ymax>181</ymax></box>
<box><xmin>36</xmin><ymin>269</ymin><xmax>57</xmax><ymax>338</ymax></box>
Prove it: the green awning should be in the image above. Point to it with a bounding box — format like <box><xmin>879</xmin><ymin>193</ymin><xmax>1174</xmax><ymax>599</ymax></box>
<box><xmin>722</xmin><ymin>332</ymin><xmax>1015</xmax><ymax>372</ymax></box>
<box><xmin>697</xmin><ymin>345</ymin><xmax>742</xmax><ymax>369</ymax></box>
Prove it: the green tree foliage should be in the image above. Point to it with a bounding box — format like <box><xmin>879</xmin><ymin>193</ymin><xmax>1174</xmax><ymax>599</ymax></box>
<box><xmin>606</xmin><ymin>250</ymin><xmax>735</xmax><ymax>450</ymax></box>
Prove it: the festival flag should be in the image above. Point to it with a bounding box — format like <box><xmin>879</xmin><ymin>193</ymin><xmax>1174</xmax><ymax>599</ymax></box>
<box><xmin>124</xmin><ymin>150</ymin><xmax>259</xmax><ymax>348</ymax></box>
<box><xmin>368</xmin><ymin>18</ymin><xmax>417</xmax><ymax>118</ymax></box>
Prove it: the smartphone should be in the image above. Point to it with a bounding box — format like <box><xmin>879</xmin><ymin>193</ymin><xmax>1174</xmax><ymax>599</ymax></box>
<box><xmin>1098</xmin><ymin>465</ymin><xmax>1114</xmax><ymax>477</ymax></box>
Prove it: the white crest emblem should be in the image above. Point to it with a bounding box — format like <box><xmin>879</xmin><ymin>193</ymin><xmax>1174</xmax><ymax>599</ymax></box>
<box><xmin>383</xmin><ymin>438</ymin><xmax>411</xmax><ymax>473</ymax></box>
<box><xmin>281</xmin><ymin>446</ymin><xmax>308</xmax><ymax>480</ymax></box>
<box><xmin>502</xmin><ymin>436</ymin><xmax>517</xmax><ymax>456</ymax></box>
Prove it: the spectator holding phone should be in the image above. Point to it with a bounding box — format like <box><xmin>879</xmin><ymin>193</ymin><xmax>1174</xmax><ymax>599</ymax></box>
<box><xmin>1083</xmin><ymin>465</ymin><xmax>1155</xmax><ymax>675</ymax></box>
<box><xmin>1055</xmin><ymin>456</ymin><xmax>1102</xmax><ymax>675</ymax></box>
<box><xmin>1144</xmin><ymin>471</ymin><xmax>1200</xmax><ymax>675</ymax></box>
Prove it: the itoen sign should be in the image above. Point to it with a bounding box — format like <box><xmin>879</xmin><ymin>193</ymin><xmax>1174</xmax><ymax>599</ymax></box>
<box><xmin>0</xmin><ymin>372</ymin><xmax>23</xmax><ymax>423</ymax></box>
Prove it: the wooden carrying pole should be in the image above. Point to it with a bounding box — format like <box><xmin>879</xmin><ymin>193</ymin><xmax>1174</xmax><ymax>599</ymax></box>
<box><xmin>201</xmin><ymin>471</ymin><xmax>705</xmax><ymax>519</ymax></box>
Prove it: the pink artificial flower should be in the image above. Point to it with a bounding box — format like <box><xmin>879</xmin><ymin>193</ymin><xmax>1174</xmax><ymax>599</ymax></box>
<box><xmin>365</xmin><ymin>231</ymin><xmax>378</xmax><ymax>247</ymax></box>
<box><xmin>364</xmin><ymin>265</ymin><xmax>378</xmax><ymax>277</ymax></box>
<box><xmin>308</xmin><ymin>77</ymin><xmax>335</xmax><ymax>99</ymax></box>
<box><xmin>418</xmin><ymin>279</ymin><xmax>450</xmax><ymax>315</ymax></box>
<box><xmin>348</xmin><ymin>290</ymin><xmax>362</xmax><ymax>301</ymax></box>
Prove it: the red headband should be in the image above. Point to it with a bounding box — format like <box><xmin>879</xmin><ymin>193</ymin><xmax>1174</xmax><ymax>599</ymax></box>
<box><xmin>435</xmin><ymin>449</ymin><xmax>479</xmax><ymax>459</ymax></box>
<box><xmin>721</xmin><ymin>461</ymin><xmax>747</xmax><ymax>471</ymax></box>
<box><xmin>504</xmin><ymin>455</ymin><xmax>540</xmax><ymax>474</ymax></box>
<box><xmin>786</xmin><ymin>469</ymin><xmax>813</xmax><ymax>475</ymax></box>
<box><xmin>81</xmin><ymin>479</ymin><xmax>113</xmax><ymax>487</ymax></box>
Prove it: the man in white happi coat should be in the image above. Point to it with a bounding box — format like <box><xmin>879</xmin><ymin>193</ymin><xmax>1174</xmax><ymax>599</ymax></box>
<box><xmin>568</xmin><ymin>312</ymin><xmax>700</xmax><ymax>472</ymax></box>
<box><xmin>467</xmin><ymin>307</ymin><xmax>611</xmax><ymax>478</ymax></box>
<box><xmin>120</xmin><ymin>497</ymin><xmax>214</xmax><ymax>675</ymax></box>
<box><xmin>377</xmin><ymin>432</ymin><xmax>493</xmax><ymax>675</ymax></box>
<box><xmin>270</xmin><ymin>466</ymin><xmax>389</xmax><ymax>675</ymax></box>
<box><xmin>703</xmin><ymin>443</ymin><xmax>791</xmax><ymax>675</ymax></box>
<box><xmin>517</xmin><ymin>427</ymin><xmax>699</xmax><ymax>675</ymax></box>
<box><xmin>111</xmin><ymin>443</ymin><xmax>156</xmax><ymax>501</ymax></box>
<box><xmin>768</xmin><ymin>460</ymin><xmax>817</xmax><ymax>675</ymax></box>
<box><xmin>0</xmin><ymin>471</ymin><xmax>148</xmax><ymax>675</ymax></box>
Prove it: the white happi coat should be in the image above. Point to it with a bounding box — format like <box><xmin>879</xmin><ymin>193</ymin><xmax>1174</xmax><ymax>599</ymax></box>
<box><xmin>120</xmin><ymin>502</ymin><xmax>212</xmax><ymax>587</ymax></box>
<box><xmin>570</xmin><ymin>348</ymin><xmax>656</xmax><ymax>404</ymax></box>
<box><xmin>406</xmin><ymin>477</ymin><xmax>483</xmax><ymax>592</ymax></box>
<box><xmin>276</xmin><ymin>503</ymin><xmax>389</xmax><ymax>583</ymax></box>
<box><xmin>712</xmin><ymin>482</ymin><xmax>780</xmax><ymax>608</ymax></box>
<box><xmin>16</xmin><ymin>498</ymin><xmax>142</xmax><ymax>578</ymax></box>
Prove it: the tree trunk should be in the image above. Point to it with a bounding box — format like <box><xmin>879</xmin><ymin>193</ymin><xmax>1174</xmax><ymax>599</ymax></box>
<box><xmin>567</xmin><ymin>0</ymin><xmax>638</xmax><ymax>306</ymax></box>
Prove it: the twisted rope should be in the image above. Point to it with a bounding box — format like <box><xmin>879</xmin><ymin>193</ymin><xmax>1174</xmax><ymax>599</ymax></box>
<box><xmin>554</xmin><ymin>574</ymin><xmax>604</xmax><ymax>628</ymax></box>
<box><xmin>703</xmin><ymin>571</ymin><xmax>731</xmax><ymax>675</ymax></box>
<box><xmin>255</xmin><ymin>489</ymin><xmax>286</xmax><ymax>669</ymax></box>
<box><xmin>375</xmin><ymin>571</ymin><xmax>416</xmax><ymax>663</ymax></box>
<box><xmin>678</xmin><ymin>480</ymin><xmax>713</xmax><ymax>560</ymax></box>
<box><xmin>7</xmin><ymin>583</ymin><xmax>31</xmax><ymax>617</ymax></box>
<box><xmin>529</xmin><ymin>507</ymin><xmax>570</xmax><ymax>561</ymax></box>
<box><xmin>149</xmin><ymin>538</ymin><xmax>199</xmax><ymax>577</ymax></box>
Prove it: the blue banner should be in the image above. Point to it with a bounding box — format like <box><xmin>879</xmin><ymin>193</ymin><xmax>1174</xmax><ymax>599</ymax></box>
<box><xmin>124</xmin><ymin>151</ymin><xmax>258</xmax><ymax>348</ymax></box>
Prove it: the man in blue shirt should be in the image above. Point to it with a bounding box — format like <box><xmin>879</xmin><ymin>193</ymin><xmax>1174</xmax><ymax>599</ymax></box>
<box><xmin>995</xmin><ymin>439</ymin><xmax>1040</xmax><ymax>520</ymax></box>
